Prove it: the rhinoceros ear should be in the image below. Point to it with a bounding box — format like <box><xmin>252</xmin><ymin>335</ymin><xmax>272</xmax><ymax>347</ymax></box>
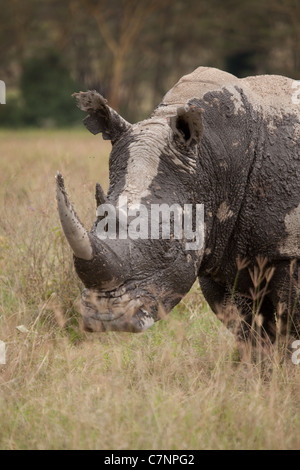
<box><xmin>73</xmin><ymin>90</ymin><xmax>132</xmax><ymax>144</ymax></box>
<box><xmin>170</xmin><ymin>99</ymin><xmax>203</xmax><ymax>147</ymax></box>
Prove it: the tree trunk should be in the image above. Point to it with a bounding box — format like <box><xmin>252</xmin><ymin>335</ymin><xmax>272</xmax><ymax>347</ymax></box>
<box><xmin>108</xmin><ymin>52</ymin><xmax>125</xmax><ymax>111</ymax></box>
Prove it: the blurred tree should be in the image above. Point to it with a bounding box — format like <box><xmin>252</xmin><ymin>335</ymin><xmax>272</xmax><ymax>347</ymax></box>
<box><xmin>79</xmin><ymin>0</ymin><xmax>169</xmax><ymax>110</ymax></box>
<box><xmin>0</xmin><ymin>0</ymin><xmax>299</xmax><ymax>125</ymax></box>
<box><xmin>266</xmin><ymin>0</ymin><xmax>300</xmax><ymax>78</ymax></box>
<box><xmin>0</xmin><ymin>0</ymin><xmax>40</xmax><ymax>84</ymax></box>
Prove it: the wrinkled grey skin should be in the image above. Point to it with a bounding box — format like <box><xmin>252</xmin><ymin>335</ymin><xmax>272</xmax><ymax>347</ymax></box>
<box><xmin>57</xmin><ymin>66</ymin><xmax>300</xmax><ymax>344</ymax></box>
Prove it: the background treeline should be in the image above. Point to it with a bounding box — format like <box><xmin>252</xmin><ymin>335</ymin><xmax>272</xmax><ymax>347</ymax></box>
<box><xmin>0</xmin><ymin>0</ymin><xmax>299</xmax><ymax>126</ymax></box>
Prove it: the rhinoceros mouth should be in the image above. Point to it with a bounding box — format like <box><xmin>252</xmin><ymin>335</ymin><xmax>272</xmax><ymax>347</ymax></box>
<box><xmin>80</xmin><ymin>288</ymin><xmax>156</xmax><ymax>332</ymax></box>
<box><xmin>89</xmin><ymin>311</ymin><xmax>125</xmax><ymax>322</ymax></box>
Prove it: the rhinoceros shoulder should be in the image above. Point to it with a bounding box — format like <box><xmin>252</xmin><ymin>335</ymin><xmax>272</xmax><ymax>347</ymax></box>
<box><xmin>154</xmin><ymin>67</ymin><xmax>299</xmax><ymax>121</ymax></box>
<box><xmin>240</xmin><ymin>74</ymin><xmax>299</xmax><ymax>115</ymax></box>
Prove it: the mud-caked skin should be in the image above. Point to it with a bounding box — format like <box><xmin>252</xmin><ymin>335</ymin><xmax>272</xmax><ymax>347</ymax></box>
<box><xmin>57</xmin><ymin>66</ymin><xmax>300</xmax><ymax>346</ymax></box>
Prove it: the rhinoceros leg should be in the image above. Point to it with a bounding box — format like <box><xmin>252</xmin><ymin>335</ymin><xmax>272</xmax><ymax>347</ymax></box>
<box><xmin>199</xmin><ymin>277</ymin><xmax>228</xmax><ymax>314</ymax></box>
<box><xmin>199</xmin><ymin>276</ymin><xmax>277</xmax><ymax>351</ymax></box>
<box><xmin>200</xmin><ymin>266</ymin><xmax>300</xmax><ymax>359</ymax></box>
<box><xmin>200</xmin><ymin>276</ymin><xmax>254</xmax><ymax>341</ymax></box>
<box><xmin>267</xmin><ymin>261</ymin><xmax>300</xmax><ymax>341</ymax></box>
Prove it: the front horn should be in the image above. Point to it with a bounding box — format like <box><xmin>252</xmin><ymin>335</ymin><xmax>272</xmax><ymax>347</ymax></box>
<box><xmin>56</xmin><ymin>172</ymin><xmax>93</xmax><ymax>260</ymax></box>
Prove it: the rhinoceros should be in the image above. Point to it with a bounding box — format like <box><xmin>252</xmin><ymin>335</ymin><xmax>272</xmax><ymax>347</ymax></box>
<box><xmin>56</xmin><ymin>66</ymin><xmax>300</xmax><ymax>346</ymax></box>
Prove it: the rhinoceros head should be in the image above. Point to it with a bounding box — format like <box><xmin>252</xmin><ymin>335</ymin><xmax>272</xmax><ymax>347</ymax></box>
<box><xmin>56</xmin><ymin>91</ymin><xmax>204</xmax><ymax>332</ymax></box>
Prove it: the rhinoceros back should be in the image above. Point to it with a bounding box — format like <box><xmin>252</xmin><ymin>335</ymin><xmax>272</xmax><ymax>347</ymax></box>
<box><xmin>241</xmin><ymin>74</ymin><xmax>300</xmax><ymax>117</ymax></box>
<box><xmin>153</xmin><ymin>66</ymin><xmax>299</xmax><ymax>122</ymax></box>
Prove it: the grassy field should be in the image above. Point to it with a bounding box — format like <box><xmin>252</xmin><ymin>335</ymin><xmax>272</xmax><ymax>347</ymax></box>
<box><xmin>1</xmin><ymin>129</ymin><xmax>300</xmax><ymax>450</ymax></box>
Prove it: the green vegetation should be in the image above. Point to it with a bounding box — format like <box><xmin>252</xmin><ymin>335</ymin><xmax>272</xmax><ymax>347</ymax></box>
<box><xmin>0</xmin><ymin>0</ymin><xmax>299</xmax><ymax>125</ymax></box>
<box><xmin>20</xmin><ymin>51</ymin><xmax>81</xmax><ymax>127</ymax></box>
<box><xmin>0</xmin><ymin>130</ymin><xmax>300</xmax><ymax>449</ymax></box>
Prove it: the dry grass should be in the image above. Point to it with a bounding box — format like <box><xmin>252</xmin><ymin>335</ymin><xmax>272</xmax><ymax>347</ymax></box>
<box><xmin>1</xmin><ymin>129</ymin><xmax>300</xmax><ymax>450</ymax></box>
